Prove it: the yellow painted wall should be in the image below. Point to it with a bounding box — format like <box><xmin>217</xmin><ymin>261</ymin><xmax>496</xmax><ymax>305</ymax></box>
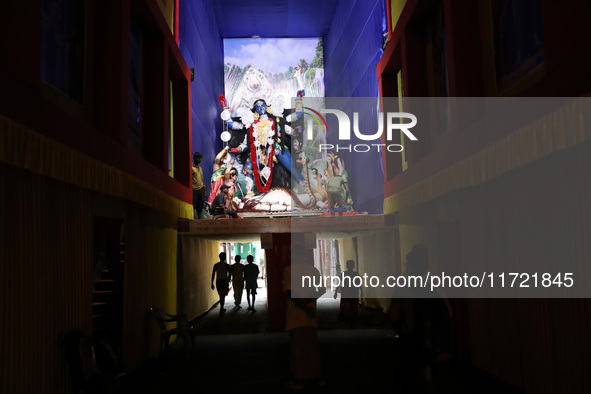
<box><xmin>179</xmin><ymin>237</ymin><xmax>222</xmax><ymax>320</ymax></box>
<box><xmin>390</xmin><ymin>0</ymin><xmax>407</xmax><ymax>32</ymax></box>
<box><xmin>336</xmin><ymin>237</ymin><xmax>357</xmax><ymax>272</ymax></box>
<box><xmin>356</xmin><ymin>231</ymin><xmax>399</xmax><ymax>312</ymax></box>
<box><xmin>137</xmin><ymin>225</ymin><xmax>179</xmax><ymax>359</ymax></box>
<box><xmin>116</xmin><ymin>200</ymin><xmax>182</xmax><ymax>365</ymax></box>
<box><xmin>156</xmin><ymin>0</ymin><xmax>175</xmax><ymax>34</ymax></box>
<box><xmin>384</xmin><ymin>98</ymin><xmax>591</xmax><ymax>214</ymax></box>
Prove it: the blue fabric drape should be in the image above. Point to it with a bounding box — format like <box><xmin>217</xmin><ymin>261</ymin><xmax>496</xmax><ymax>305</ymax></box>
<box><xmin>324</xmin><ymin>0</ymin><xmax>385</xmax><ymax>214</ymax></box>
<box><xmin>179</xmin><ymin>0</ymin><xmax>226</xmax><ymax>190</ymax></box>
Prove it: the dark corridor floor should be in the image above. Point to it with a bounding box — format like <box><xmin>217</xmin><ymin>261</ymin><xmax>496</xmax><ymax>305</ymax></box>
<box><xmin>121</xmin><ymin>282</ymin><xmax>523</xmax><ymax>393</ymax></box>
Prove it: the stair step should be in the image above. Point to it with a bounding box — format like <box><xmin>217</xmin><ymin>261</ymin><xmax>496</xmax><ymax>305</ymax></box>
<box><xmin>93</xmin><ymin>291</ymin><xmax>114</xmax><ymax>303</ymax></box>
<box><xmin>99</xmin><ymin>270</ymin><xmax>114</xmax><ymax>280</ymax></box>
<box><xmin>95</xmin><ymin>280</ymin><xmax>114</xmax><ymax>292</ymax></box>
<box><xmin>92</xmin><ymin>302</ymin><xmax>113</xmax><ymax>313</ymax></box>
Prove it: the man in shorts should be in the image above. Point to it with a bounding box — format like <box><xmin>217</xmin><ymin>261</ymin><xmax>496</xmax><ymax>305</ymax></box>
<box><xmin>230</xmin><ymin>255</ymin><xmax>245</xmax><ymax>309</ymax></box>
<box><xmin>244</xmin><ymin>255</ymin><xmax>260</xmax><ymax>312</ymax></box>
<box><xmin>211</xmin><ymin>252</ymin><xmax>231</xmax><ymax>315</ymax></box>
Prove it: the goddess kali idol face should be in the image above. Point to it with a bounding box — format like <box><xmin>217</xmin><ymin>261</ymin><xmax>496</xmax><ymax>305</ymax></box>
<box><xmin>254</xmin><ymin>100</ymin><xmax>267</xmax><ymax>116</ymax></box>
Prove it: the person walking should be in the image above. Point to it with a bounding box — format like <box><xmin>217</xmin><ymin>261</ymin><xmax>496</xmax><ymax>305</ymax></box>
<box><xmin>211</xmin><ymin>252</ymin><xmax>231</xmax><ymax>315</ymax></box>
<box><xmin>244</xmin><ymin>255</ymin><xmax>260</xmax><ymax>312</ymax></box>
<box><xmin>230</xmin><ymin>255</ymin><xmax>245</xmax><ymax>309</ymax></box>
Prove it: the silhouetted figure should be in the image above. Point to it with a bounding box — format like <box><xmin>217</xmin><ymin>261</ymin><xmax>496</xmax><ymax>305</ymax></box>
<box><xmin>389</xmin><ymin>244</ymin><xmax>454</xmax><ymax>393</ymax></box>
<box><xmin>192</xmin><ymin>152</ymin><xmax>206</xmax><ymax>219</ymax></box>
<box><xmin>211</xmin><ymin>252</ymin><xmax>231</xmax><ymax>315</ymax></box>
<box><xmin>230</xmin><ymin>255</ymin><xmax>245</xmax><ymax>309</ymax></box>
<box><xmin>244</xmin><ymin>255</ymin><xmax>260</xmax><ymax>312</ymax></box>
<box><xmin>283</xmin><ymin>244</ymin><xmax>326</xmax><ymax>390</ymax></box>
<box><xmin>338</xmin><ymin>259</ymin><xmax>364</xmax><ymax>328</ymax></box>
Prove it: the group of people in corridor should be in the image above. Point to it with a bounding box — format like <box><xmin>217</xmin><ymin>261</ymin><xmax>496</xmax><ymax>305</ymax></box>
<box><xmin>209</xmin><ymin>243</ymin><xmax>452</xmax><ymax>392</ymax></box>
<box><xmin>211</xmin><ymin>252</ymin><xmax>260</xmax><ymax>315</ymax></box>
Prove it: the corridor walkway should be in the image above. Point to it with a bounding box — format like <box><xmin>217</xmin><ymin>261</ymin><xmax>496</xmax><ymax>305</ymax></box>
<box><xmin>122</xmin><ymin>280</ymin><xmax>523</xmax><ymax>393</ymax></box>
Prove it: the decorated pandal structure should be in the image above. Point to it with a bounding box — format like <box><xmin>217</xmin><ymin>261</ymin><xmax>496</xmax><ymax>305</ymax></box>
<box><xmin>208</xmin><ymin>69</ymin><xmax>356</xmax><ymax>219</ymax></box>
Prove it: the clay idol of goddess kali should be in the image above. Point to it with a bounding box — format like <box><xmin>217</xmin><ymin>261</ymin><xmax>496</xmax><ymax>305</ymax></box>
<box><xmin>219</xmin><ymin>76</ymin><xmax>306</xmax><ymax>195</ymax></box>
<box><xmin>217</xmin><ymin>66</ymin><xmax>330</xmax><ymax>213</ymax></box>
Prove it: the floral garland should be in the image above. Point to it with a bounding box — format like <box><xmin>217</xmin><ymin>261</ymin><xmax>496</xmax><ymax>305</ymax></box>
<box><xmin>249</xmin><ymin>120</ymin><xmax>275</xmax><ymax>193</ymax></box>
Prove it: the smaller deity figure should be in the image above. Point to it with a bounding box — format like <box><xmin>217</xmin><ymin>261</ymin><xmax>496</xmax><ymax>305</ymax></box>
<box><xmin>207</xmin><ymin>147</ymin><xmax>236</xmax><ymax>203</ymax></box>
<box><xmin>311</xmin><ymin>167</ymin><xmax>327</xmax><ymax>201</ymax></box>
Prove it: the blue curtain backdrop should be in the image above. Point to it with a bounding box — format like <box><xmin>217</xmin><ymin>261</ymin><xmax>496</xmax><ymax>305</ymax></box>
<box><xmin>178</xmin><ymin>0</ymin><xmax>225</xmax><ymax>192</ymax></box>
<box><xmin>324</xmin><ymin>0</ymin><xmax>385</xmax><ymax>214</ymax></box>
